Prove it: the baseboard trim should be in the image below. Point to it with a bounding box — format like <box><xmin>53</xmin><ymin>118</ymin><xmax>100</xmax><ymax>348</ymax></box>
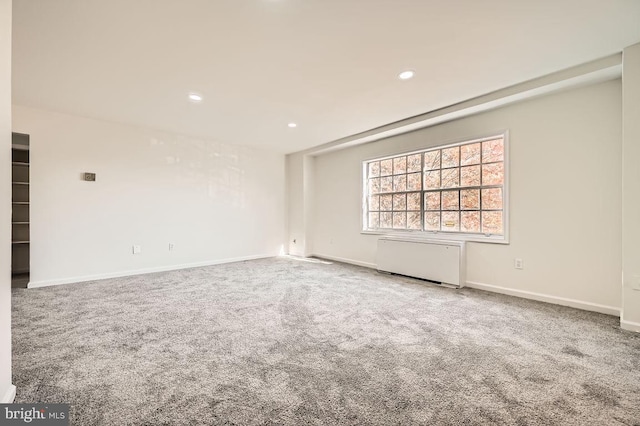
<box><xmin>466</xmin><ymin>280</ymin><xmax>620</xmax><ymax>316</ymax></box>
<box><xmin>27</xmin><ymin>254</ymin><xmax>274</xmax><ymax>288</ymax></box>
<box><xmin>311</xmin><ymin>253</ymin><xmax>376</xmax><ymax>269</ymax></box>
<box><xmin>620</xmin><ymin>319</ymin><xmax>640</xmax><ymax>333</ymax></box>
<box><xmin>1</xmin><ymin>385</ymin><xmax>16</xmax><ymax>403</ymax></box>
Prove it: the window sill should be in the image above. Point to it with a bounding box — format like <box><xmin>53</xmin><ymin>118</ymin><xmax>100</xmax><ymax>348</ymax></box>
<box><xmin>360</xmin><ymin>229</ymin><xmax>509</xmax><ymax>245</ymax></box>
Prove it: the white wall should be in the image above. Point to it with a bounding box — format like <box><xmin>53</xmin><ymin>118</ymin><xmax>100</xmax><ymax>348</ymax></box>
<box><xmin>286</xmin><ymin>153</ymin><xmax>315</xmax><ymax>257</ymax></box>
<box><xmin>621</xmin><ymin>43</ymin><xmax>640</xmax><ymax>331</ymax></box>
<box><xmin>286</xmin><ymin>153</ymin><xmax>305</xmax><ymax>256</ymax></box>
<box><xmin>310</xmin><ymin>80</ymin><xmax>622</xmax><ymax>313</ymax></box>
<box><xmin>0</xmin><ymin>0</ymin><xmax>15</xmax><ymax>404</ymax></box>
<box><xmin>12</xmin><ymin>106</ymin><xmax>286</xmax><ymax>286</ymax></box>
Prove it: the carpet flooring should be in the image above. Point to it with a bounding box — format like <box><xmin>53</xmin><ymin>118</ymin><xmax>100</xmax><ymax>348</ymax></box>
<box><xmin>11</xmin><ymin>257</ymin><xmax>640</xmax><ymax>425</ymax></box>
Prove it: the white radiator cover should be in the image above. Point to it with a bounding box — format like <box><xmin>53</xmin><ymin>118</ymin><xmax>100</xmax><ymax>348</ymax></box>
<box><xmin>376</xmin><ymin>237</ymin><xmax>466</xmax><ymax>287</ymax></box>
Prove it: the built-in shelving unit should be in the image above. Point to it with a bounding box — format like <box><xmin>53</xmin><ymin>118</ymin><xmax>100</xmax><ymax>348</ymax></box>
<box><xmin>12</xmin><ymin>132</ymin><xmax>30</xmax><ymax>288</ymax></box>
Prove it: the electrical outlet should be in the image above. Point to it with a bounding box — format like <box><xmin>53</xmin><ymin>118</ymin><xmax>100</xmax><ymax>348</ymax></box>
<box><xmin>514</xmin><ymin>258</ymin><xmax>524</xmax><ymax>269</ymax></box>
<box><xmin>169</xmin><ymin>243</ymin><xmax>174</xmax><ymax>251</ymax></box>
<box><xmin>132</xmin><ymin>245</ymin><xmax>141</xmax><ymax>254</ymax></box>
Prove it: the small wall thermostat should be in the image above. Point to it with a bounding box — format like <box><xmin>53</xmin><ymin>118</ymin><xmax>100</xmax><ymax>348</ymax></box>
<box><xmin>83</xmin><ymin>172</ymin><xmax>96</xmax><ymax>181</ymax></box>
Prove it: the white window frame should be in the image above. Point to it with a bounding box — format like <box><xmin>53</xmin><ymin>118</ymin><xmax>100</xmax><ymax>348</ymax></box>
<box><xmin>361</xmin><ymin>131</ymin><xmax>509</xmax><ymax>244</ymax></box>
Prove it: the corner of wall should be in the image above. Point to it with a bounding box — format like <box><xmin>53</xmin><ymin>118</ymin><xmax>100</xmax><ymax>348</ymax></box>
<box><xmin>621</xmin><ymin>42</ymin><xmax>640</xmax><ymax>331</ymax></box>
<box><xmin>285</xmin><ymin>152</ymin><xmax>315</xmax><ymax>257</ymax></box>
<box><xmin>1</xmin><ymin>0</ymin><xmax>14</xmax><ymax>404</ymax></box>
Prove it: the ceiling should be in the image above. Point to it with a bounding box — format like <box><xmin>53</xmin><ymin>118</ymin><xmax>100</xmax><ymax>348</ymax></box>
<box><xmin>12</xmin><ymin>0</ymin><xmax>640</xmax><ymax>154</ymax></box>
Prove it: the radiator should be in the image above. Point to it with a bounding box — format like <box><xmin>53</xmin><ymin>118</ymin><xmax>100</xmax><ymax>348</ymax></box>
<box><xmin>376</xmin><ymin>237</ymin><xmax>466</xmax><ymax>287</ymax></box>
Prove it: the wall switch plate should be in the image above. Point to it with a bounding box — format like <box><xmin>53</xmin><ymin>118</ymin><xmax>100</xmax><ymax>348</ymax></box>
<box><xmin>169</xmin><ymin>243</ymin><xmax>174</xmax><ymax>251</ymax></box>
<box><xmin>514</xmin><ymin>258</ymin><xmax>524</xmax><ymax>269</ymax></box>
<box><xmin>132</xmin><ymin>245</ymin><xmax>141</xmax><ymax>254</ymax></box>
<box><xmin>83</xmin><ymin>172</ymin><xmax>96</xmax><ymax>181</ymax></box>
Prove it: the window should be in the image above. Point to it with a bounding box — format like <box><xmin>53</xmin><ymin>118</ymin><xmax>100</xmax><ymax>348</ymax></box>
<box><xmin>363</xmin><ymin>134</ymin><xmax>507</xmax><ymax>242</ymax></box>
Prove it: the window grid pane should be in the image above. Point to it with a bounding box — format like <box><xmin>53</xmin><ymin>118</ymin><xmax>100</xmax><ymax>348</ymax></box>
<box><xmin>365</xmin><ymin>135</ymin><xmax>504</xmax><ymax>235</ymax></box>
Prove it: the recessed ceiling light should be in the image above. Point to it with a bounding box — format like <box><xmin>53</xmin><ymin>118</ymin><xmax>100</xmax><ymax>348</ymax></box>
<box><xmin>398</xmin><ymin>70</ymin><xmax>415</xmax><ymax>80</ymax></box>
<box><xmin>188</xmin><ymin>92</ymin><xmax>203</xmax><ymax>102</ymax></box>
<box><xmin>288</xmin><ymin>123</ymin><xmax>297</xmax><ymax>128</ymax></box>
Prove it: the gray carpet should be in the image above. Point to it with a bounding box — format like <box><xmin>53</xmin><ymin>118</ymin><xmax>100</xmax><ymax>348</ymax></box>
<box><xmin>11</xmin><ymin>257</ymin><xmax>640</xmax><ymax>425</ymax></box>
